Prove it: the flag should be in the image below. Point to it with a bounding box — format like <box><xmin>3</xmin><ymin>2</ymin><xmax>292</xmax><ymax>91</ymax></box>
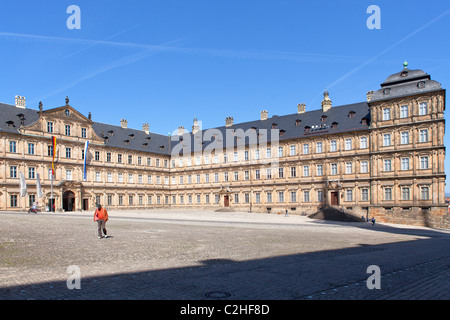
<box><xmin>51</xmin><ymin>136</ymin><xmax>56</xmax><ymax>175</ymax></box>
<box><xmin>83</xmin><ymin>140</ymin><xmax>89</xmax><ymax>181</ymax></box>
<box><xmin>36</xmin><ymin>173</ymin><xmax>43</xmax><ymax>198</ymax></box>
<box><xmin>19</xmin><ymin>172</ymin><xmax>27</xmax><ymax>197</ymax></box>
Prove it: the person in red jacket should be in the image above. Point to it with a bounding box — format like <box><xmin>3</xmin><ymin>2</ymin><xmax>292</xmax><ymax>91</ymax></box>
<box><xmin>94</xmin><ymin>204</ymin><xmax>109</xmax><ymax>239</ymax></box>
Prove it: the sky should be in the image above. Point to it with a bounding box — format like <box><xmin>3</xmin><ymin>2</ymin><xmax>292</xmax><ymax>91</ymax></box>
<box><xmin>0</xmin><ymin>0</ymin><xmax>449</xmax><ymax>190</ymax></box>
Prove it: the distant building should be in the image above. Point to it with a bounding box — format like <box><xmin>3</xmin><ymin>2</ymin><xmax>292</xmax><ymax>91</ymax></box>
<box><xmin>0</xmin><ymin>64</ymin><xmax>447</xmax><ymax>228</ymax></box>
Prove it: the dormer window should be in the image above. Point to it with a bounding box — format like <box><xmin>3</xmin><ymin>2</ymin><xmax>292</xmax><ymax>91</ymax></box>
<box><xmin>295</xmin><ymin>119</ymin><xmax>301</xmax><ymax>126</ymax></box>
<box><xmin>129</xmin><ymin>134</ymin><xmax>135</xmax><ymax>139</ymax></box>
<box><xmin>142</xmin><ymin>142</ymin><xmax>148</xmax><ymax>148</ymax></box>
<box><xmin>6</xmin><ymin>120</ymin><xmax>15</xmax><ymax>127</ymax></box>
<box><xmin>145</xmin><ymin>136</ymin><xmax>152</xmax><ymax>141</ymax></box>
<box><xmin>124</xmin><ymin>139</ymin><xmax>130</xmax><ymax>145</ymax></box>
<box><xmin>159</xmin><ymin>145</ymin><xmax>165</xmax><ymax>150</ymax></box>
<box><xmin>400</xmin><ymin>71</ymin><xmax>408</xmax><ymax>78</ymax></box>
<box><xmin>383</xmin><ymin>88</ymin><xmax>391</xmax><ymax>95</ymax></box>
<box><xmin>108</xmin><ymin>130</ymin><xmax>114</xmax><ymax>136</ymax></box>
<box><xmin>348</xmin><ymin>111</ymin><xmax>355</xmax><ymax>118</ymax></box>
<box><xmin>331</xmin><ymin>122</ymin><xmax>338</xmax><ymax>129</ymax></box>
<box><xmin>417</xmin><ymin>81</ymin><xmax>425</xmax><ymax>89</ymax></box>
<box><xmin>272</xmin><ymin>123</ymin><xmax>277</xmax><ymax>129</ymax></box>
<box><xmin>279</xmin><ymin>130</ymin><xmax>286</xmax><ymax>136</ymax></box>
<box><xmin>321</xmin><ymin>115</ymin><xmax>327</xmax><ymax>122</ymax></box>
<box><xmin>304</xmin><ymin>126</ymin><xmax>311</xmax><ymax>133</ymax></box>
<box><xmin>362</xmin><ymin>117</ymin><xmax>368</xmax><ymax>125</ymax></box>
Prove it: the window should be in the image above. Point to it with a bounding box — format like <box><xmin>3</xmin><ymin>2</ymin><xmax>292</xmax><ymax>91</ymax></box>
<box><xmin>303</xmin><ymin>165</ymin><xmax>309</xmax><ymax>177</ymax></box>
<box><xmin>383</xmin><ymin>108</ymin><xmax>391</xmax><ymax>121</ymax></box>
<box><xmin>330</xmin><ymin>140</ymin><xmax>337</xmax><ymax>152</ymax></box>
<box><xmin>345</xmin><ymin>162</ymin><xmax>353</xmax><ymax>174</ymax></box>
<box><xmin>346</xmin><ymin>189</ymin><xmax>353</xmax><ymax>202</ymax></box>
<box><xmin>128</xmin><ymin>174</ymin><xmax>133</xmax><ymax>184</ymax></box>
<box><xmin>147</xmin><ymin>158</ymin><xmax>152</xmax><ymax>166</ymax></box>
<box><xmin>420</xmin><ymin>156</ymin><xmax>429</xmax><ymax>169</ymax></box>
<box><xmin>95</xmin><ymin>172</ymin><xmax>101</xmax><ymax>182</ymax></box>
<box><xmin>117</xmin><ymin>154</ymin><xmax>122</xmax><ymax>163</ymax></box>
<box><xmin>383</xmin><ymin>134</ymin><xmax>391</xmax><ymax>146</ymax></box>
<box><xmin>360</xmin><ymin>161</ymin><xmax>368</xmax><ymax>173</ymax></box>
<box><xmin>290</xmin><ymin>191</ymin><xmax>296</xmax><ymax>202</ymax></box>
<box><xmin>65</xmin><ymin>148</ymin><xmax>71</xmax><ymax>158</ymax></box>
<box><xmin>266</xmin><ymin>168</ymin><xmax>272</xmax><ymax>179</ymax></box>
<box><xmin>244</xmin><ymin>151</ymin><xmax>248</xmax><ymax>161</ymax></box>
<box><xmin>10</xmin><ymin>166</ymin><xmax>17</xmax><ymax>178</ymax></box>
<box><xmin>254</xmin><ymin>150</ymin><xmax>259</xmax><ymax>160</ymax></box>
<box><xmin>278</xmin><ymin>147</ymin><xmax>283</xmax><ymax>158</ymax></box>
<box><xmin>107</xmin><ymin>195</ymin><xmax>113</xmax><ymax>206</ymax></box>
<box><xmin>147</xmin><ymin>175</ymin><xmax>152</xmax><ymax>184</ymax></box>
<box><xmin>345</xmin><ymin>139</ymin><xmax>352</xmax><ymax>150</ymax></box>
<box><xmin>384</xmin><ymin>188</ymin><xmax>392</xmax><ymax>201</ymax></box>
<box><xmin>255</xmin><ymin>169</ymin><xmax>260</xmax><ymax>180</ymax></box>
<box><xmin>278</xmin><ymin>168</ymin><xmax>284</xmax><ymax>178</ymax></box>
<box><xmin>290</xmin><ymin>167</ymin><xmax>296</xmax><ymax>178</ymax></box>
<box><xmin>65</xmin><ymin>125</ymin><xmax>71</xmax><ymax>136</ymax></box>
<box><xmin>107</xmin><ymin>153</ymin><xmax>111</xmax><ymax>162</ymax></box>
<box><xmin>244</xmin><ymin>193</ymin><xmax>250</xmax><ymax>204</ymax></box>
<box><xmin>156</xmin><ymin>176</ymin><xmax>161</xmax><ymax>184</ymax></box>
<box><xmin>234</xmin><ymin>171</ymin><xmax>239</xmax><ymax>181</ymax></box>
<box><xmin>9</xmin><ymin>141</ymin><xmax>17</xmax><ymax>153</ymax></box>
<box><xmin>81</xmin><ymin>128</ymin><xmax>87</xmax><ymax>138</ymax></box>
<box><xmin>107</xmin><ymin>172</ymin><xmax>112</xmax><ymax>183</ymax></box>
<box><xmin>118</xmin><ymin>173</ymin><xmax>123</xmax><ymax>183</ymax></box>
<box><xmin>234</xmin><ymin>194</ymin><xmax>239</xmax><ymax>204</ymax></box>
<box><xmin>331</xmin><ymin>163</ymin><xmax>338</xmax><ymax>175</ymax></box>
<box><xmin>266</xmin><ymin>148</ymin><xmax>271</xmax><ymax>158</ymax></box>
<box><xmin>244</xmin><ymin>171</ymin><xmax>249</xmax><ymax>180</ymax></box>
<box><xmin>66</xmin><ymin>169</ymin><xmax>72</xmax><ymax>181</ymax></box>
<box><xmin>267</xmin><ymin>192</ymin><xmax>272</xmax><ymax>203</ymax></box>
<box><xmin>360</xmin><ymin>137</ymin><xmax>367</xmax><ymax>149</ymax></box>
<box><xmin>205</xmin><ymin>174</ymin><xmax>210</xmax><ymax>183</ymax></box>
<box><xmin>303</xmin><ymin>144</ymin><xmax>309</xmax><ymax>155</ymax></box>
<box><xmin>196</xmin><ymin>174</ymin><xmax>201</xmax><ymax>183</ymax></box>
<box><xmin>10</xmin><ymin>195</ymin><xmax>18</xmax><ymax>207</ymax></box>
<box><xmin>255</xmin><ymin>193</ymin><xmax>260</xmax><ymax>203</ymax></box>
<box><xmin>401</xmin><ymin>158</ymin><xmax>410</xmax><ymax>171</ymax></box>
<box><xmin>316</xmin><ymin>164</ymin><xmax>323</xmax><ymax>176</ymax></box>
<box><xmin>419</xmin><ymin>102</ymin><xmax>428</xmax><ymax>115</ymax></box>
<box><xmin>400</xmin><ymin>105</ymin><xmax>408</xmax><ymax>118</ymax></box>
<box><xmin>278</xmin><ymin>191</ymin><xmax>284</xmax><ymax>202</ymax></box>
<box><xmin>317</xmin><ymin>190</ymin><xmax>324</xmax><ymax>202</ymax></box>
<box><xmin>129</xmin><ymin>195</ymin><xmax>133</xmax><ymax>205</ymax></box>
<box><xmin>224</xmin><ymin>172</ymin><xmax>229</xmax><ymax>182</ymax></box>
<box><xmin>95</xmin><ymin>151</ymin><xmax>100</xmax><ymax>161</ymax></box>
<box><xmin>402</xmin><ymin>187</ymin><xmax>410</xmax><ymax>200</ymax></box>
<box><xmin>47</xmin><ymin>122</ymin><xmax>53</xmax><ymax>133</ymax></box>
<box><xmin>384</xmin><ymin>159</ymin><xmax>392</xmax><ymax>172</ymax></box>
<box><xmin>28</xmin><ymin>167</ymin><xmax>35</xmax><ymax>179</ymax></box>
<box><xmin>361</xmin><ymin>188</ymin><xmax>369</xmax><ymax>201</ymax></box>
<box><xmin>419</xmin><ymin>129</ymin><xmax>428</xmax><ymax>143</ymax></box>
<box><xmin>401</xmin><ymin>132</ymin><xmax>409</xmax><ymax>145</ymax></box>
<box><xmin>316</xmin><ymin>142</ymin><xmax>323</xmax><ymax>153</ymax></box>
<box><xmin>303</xmin><ymin>191</ymin><xmax>310</xmax><ymax>202</ymax></box>
<box><xmin>205</xmin><ymin>195</ymin><xmax>210</xmax><ymax>204</ymax></box>
<box><xmin>197</xmin><ymin>194</ymin><xmax>201</xmax><ymax>204</ymax></box>
<box><xmin>156</xmin><ymin>159</ymin><xmax>160</xmax><ymax>167</ymax></box>
<box><xmin>215</xmin><ymin>173</ymin><xmax>219</xmax><ymax>182</ymax></box>
<box><xmin>290</xmin><ymin>145</ymin><xmax>296</xmax><ymax>156</ymax></box>
<box><xmin>421</xmin><ymin>186</ymin><xmax>429</xmax><ymax>200</ymax></box>
<box><xmin>28</xmin><ymin>143</ymin><xmax>35</xmax><ymax>155</ymax></box>
<box><xmin>128</xmin><ymin>155</ymin><xmax>133</xmax><ymax>164</ymax></box>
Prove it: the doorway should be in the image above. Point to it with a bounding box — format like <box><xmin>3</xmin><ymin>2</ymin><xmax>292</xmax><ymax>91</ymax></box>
<box><xmin>224</xmin><ymin>195</ymin><xmax>230</xmax><ymax>207</ymax></box>
<box><xmin>330</xmin><ymin>191</ymin><xmax>339</xmax><ymax>206</ymax></box>
<box><xmin>63</xmin><ymin>191</ymin><xmax>75</xmax><ymax>211</ymax></box>
<box><xmin>82</xmin><ymin>198</ymin><xmax>89</xmax><ymax>211</ymax></box>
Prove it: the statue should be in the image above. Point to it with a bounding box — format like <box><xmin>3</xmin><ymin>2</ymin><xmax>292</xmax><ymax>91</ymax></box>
<box><xmin>39</xmin><ymin>101</ymin><xmax>43</xmax><ymax>111</ymax></box>
<box><xmin>65</xmin><ymin>96</ymin><xmax>69</xmax><ymax>105</ymax></box>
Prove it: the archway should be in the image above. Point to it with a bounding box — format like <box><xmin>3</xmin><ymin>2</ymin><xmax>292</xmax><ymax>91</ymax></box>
<box><xmin>63</xmin><ymin>191</ymin><xmax>75</xmax><ymax>211</ymax></box>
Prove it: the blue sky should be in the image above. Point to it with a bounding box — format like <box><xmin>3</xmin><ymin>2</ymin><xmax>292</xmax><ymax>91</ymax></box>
<box><xmin>1</xmin><ymin>1</ymin><xmax>449</xmax><ymax>190</ymax></box>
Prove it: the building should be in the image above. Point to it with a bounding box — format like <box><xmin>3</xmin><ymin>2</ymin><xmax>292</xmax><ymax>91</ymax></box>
<box><xmin>0</xmin><ymin>64</ymin><xmax>447</xmax><ymax>228</ymax></box>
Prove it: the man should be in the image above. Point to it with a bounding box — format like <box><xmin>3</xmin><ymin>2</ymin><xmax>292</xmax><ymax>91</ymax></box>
<box><xmin>94</xmin><ymin>204</ymin><xmax>109</xmax><ymax>239</ymax></box>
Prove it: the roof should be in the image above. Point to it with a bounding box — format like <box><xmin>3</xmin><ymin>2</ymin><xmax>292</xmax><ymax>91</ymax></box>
<box><xmin>0</xmin><ymin>100</ymin><xmax>370</xmax><ymax>156</ymax></box>
<box><xmin>371</xmin><ymin>68</ymin><xmax>443</xmax><ymax>102</ymax></box>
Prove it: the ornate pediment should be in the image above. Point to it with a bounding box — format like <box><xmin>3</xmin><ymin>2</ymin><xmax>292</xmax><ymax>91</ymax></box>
<box><xmin>40</xmin><ymin>104</ymin><xmax>93</xmax><ymax>124</ymax></box>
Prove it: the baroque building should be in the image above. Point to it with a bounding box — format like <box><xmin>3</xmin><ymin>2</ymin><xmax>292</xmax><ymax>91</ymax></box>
<box><xmin>0</xmin><ymin>64</ymin><xmax>447</xmax><ymax>228</ymax></box>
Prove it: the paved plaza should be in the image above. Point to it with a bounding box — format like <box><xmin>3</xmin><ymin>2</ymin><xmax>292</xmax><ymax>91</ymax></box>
<box><xmin>0</xmin><ymin>209</ymin><xmax>449</xmax><ymax>300</ymax></box>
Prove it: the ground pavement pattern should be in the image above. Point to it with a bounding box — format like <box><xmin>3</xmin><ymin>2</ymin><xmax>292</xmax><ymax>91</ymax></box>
<box><xmin>0</xmin><ymin>209</ymin><xmax>449</xmax><ymax>300</ymax></box>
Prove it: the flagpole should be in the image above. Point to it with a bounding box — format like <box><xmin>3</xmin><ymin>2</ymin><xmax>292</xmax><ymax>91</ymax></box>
<box><xmin>51</xmin><ymin>171</ymin><xmax>53</xmax><ymax>212</ymax></box>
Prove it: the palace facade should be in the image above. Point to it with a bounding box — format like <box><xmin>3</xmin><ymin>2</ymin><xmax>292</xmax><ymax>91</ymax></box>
<box><xmin>0</xmin><ymin>65</ymin><xmax>447</xmax><ymax>227</ymax></box>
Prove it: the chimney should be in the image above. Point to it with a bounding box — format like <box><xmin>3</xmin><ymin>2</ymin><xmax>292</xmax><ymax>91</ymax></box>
<box><xmin>260</xmin><ymin>110</ymin><xmax>268</xmax><ymax>121</ymax></box>
<box><xmin>15</xmin><ymin>95</ymin><xmax>26</xmax><ymax>109</ymax></box>
<box><xmin>178</xmin><ymin>126</ymin><xmax>185</xmax><ymax>135</ymax></box>
<box><xmin>367</xmin><ymin>91</ymin><xmax>374</xmax><ymax>102</ymax></box>
<box><xmin>120</xmin><ymin>119</ymin><xmax>128</xmax><ymax>128</ymax></box>
<box><xmin>225</xmin><ymin>116</ymin><xmax>234</xmax><ymax>127</ymax></box>
<box><xmin>192</xmin><ymin>118</ymin><xmax>200</xmax><ymax>134</ymax></box>
<box><xmin>321</xmin><ymin>89</ymin><xmax>332</xmax><ymax>112</ymax></box>
<box><xmin>297</xmin><ymin>103</ymin><xmax>305</xmax><ymax>114</ymax></box>
<box><xmin>142</xmin><ymin>123</ymin><xmax>149</xmax><ymax>134</ymax></box>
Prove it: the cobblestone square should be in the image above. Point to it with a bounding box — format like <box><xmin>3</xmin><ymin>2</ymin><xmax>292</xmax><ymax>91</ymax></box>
<box><xmin>0</xmin><ymin>210</ymin><xmax>449</xmax><ymax>300</ymax></box>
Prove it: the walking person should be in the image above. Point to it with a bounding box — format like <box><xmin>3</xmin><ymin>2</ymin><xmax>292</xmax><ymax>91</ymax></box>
<box><xmin>94</xmin><ymin>203</ymin><xmax>109</xmax><ymax>239</ymax></box>
<box><xmin>285</xmin><ymin>209</ymin><xmax>289</xmax><ymax>217</ymax></box>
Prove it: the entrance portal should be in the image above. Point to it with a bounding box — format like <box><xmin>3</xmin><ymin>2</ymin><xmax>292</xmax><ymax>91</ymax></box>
<box><xmin>82</xmin><ymin>198</ymin><xmax>89</xmax><ymax>211</ymax></box>
<box><xmin>330</xmin><ymin>191</ymin><xmax>339</xmax><ymax>206</ymax></box>
<box><xmin>63</xmin><ymin>191</ymin><xmax>75</xmax><ymax>211</ymax></box>
<box><xmin>224</xmin><ymin>195</ymin><xmax>230</xmax><ymax>207</ymax></box>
